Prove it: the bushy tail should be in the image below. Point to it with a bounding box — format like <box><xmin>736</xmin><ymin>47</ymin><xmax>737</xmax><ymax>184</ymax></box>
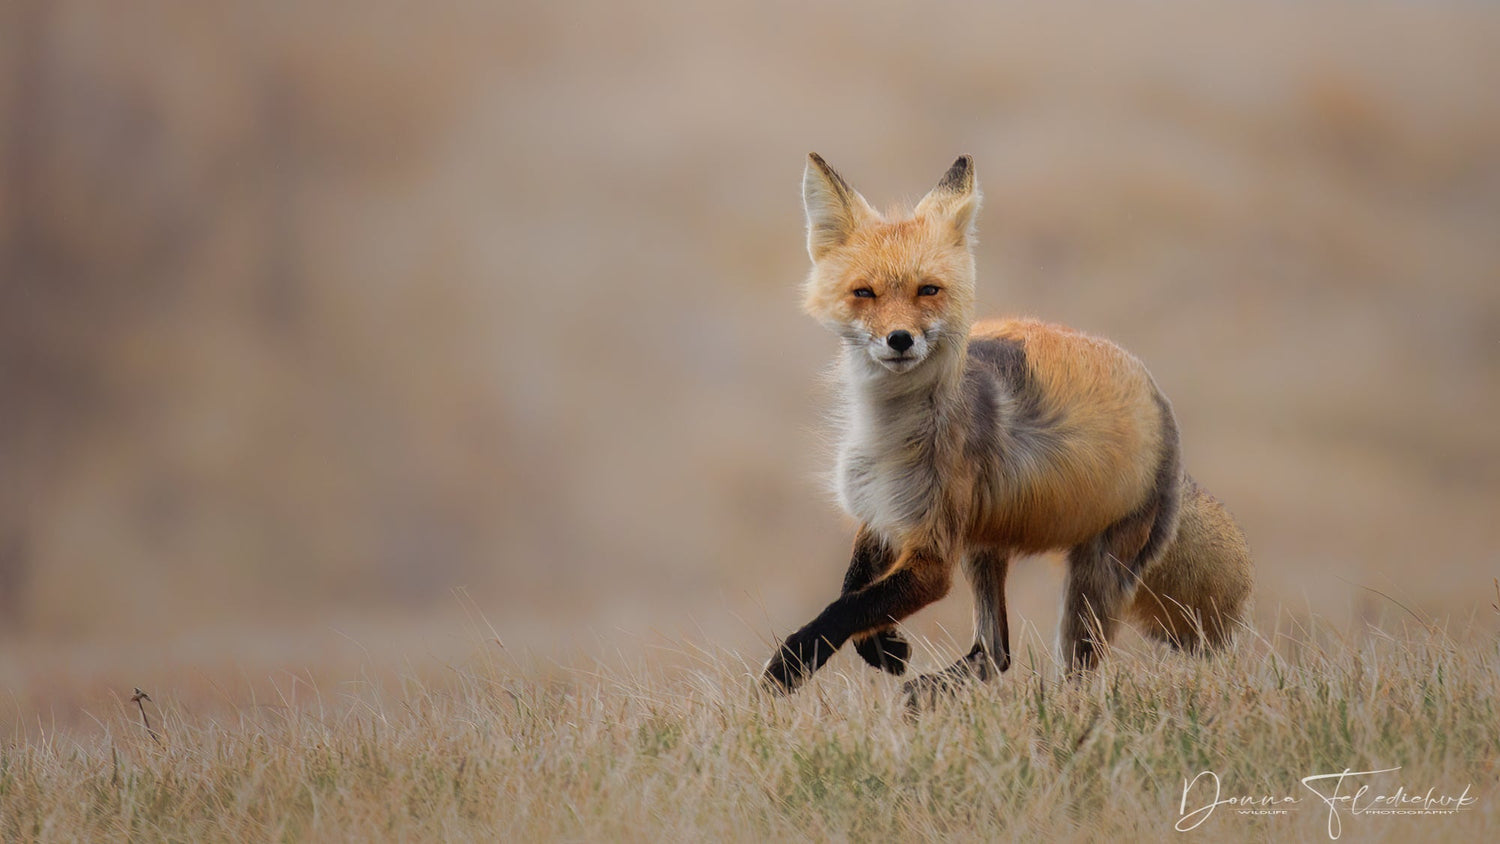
<box><xmin>1123</xmin><ymin>476</ymin><xmax>1254</xmax><ymax>653</ymax></box>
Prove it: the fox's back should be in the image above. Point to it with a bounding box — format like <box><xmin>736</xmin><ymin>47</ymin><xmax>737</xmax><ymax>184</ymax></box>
<box><xmin>965</xmin><ymin>318</ymin><xmax>1173</xmax><ymax>551</ymax></box>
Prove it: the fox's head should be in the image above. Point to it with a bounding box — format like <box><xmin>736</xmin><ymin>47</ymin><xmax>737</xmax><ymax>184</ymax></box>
<box><xmin>801</xmin><ymin>153</ymin><xmax>980</xmax><ymax>375</ymax></box>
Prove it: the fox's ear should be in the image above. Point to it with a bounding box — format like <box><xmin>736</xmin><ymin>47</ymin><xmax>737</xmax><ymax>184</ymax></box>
<box><xmin>915</xmin><ymin>155</ymin><xmax>981</xmax><ymax>244</ymax></box>
<box><xmin>803</xmin><ymin>153</ymin><xmax>876</xmax><ymax>261</ymax></box>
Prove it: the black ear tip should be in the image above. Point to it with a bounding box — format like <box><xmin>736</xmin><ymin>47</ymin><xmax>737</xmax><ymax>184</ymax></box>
<box><xmin>806</xmin><ymin>153</ymin><xmax>850</xmax><ymax>190</ymax></box>
<box><xmin>939</xmin><ymin>155</ymin><xmax>975</xmax><ymax>190</ymax></box>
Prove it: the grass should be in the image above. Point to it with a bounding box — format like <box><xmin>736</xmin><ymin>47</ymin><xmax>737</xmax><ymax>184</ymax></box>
<box><xmin>2</xmin><ymin>611</ymin><xmax>1496</xmax><ymax>842</ymax></box>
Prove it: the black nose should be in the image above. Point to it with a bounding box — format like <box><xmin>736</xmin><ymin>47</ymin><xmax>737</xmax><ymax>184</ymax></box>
<box><xmin>887</xmin><ymin>330</ymin><xmax>914</xmax><ymax>352</ymax></box>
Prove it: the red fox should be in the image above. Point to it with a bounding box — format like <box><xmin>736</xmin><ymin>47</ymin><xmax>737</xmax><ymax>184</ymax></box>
<box><xmin>762</xmin><ymin>154</ymin><xmax>1253</xmax><ymax>698</ymax></box>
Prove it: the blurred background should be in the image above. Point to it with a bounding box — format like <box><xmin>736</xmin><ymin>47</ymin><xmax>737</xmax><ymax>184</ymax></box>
<box><xmin>2</xmin><ymin>1</ymin><xmax>1497</xmax><ymax>727</ymax></box>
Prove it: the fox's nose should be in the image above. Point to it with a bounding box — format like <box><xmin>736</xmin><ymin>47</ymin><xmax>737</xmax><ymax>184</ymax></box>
<box><xmin>886</xmin><ymin>330</ymin><xmax>914</xmax><ymax>352</ymax></box>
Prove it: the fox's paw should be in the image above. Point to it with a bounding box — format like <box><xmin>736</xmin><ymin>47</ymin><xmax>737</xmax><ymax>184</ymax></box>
<box><xmin>853</xmin><ymin>629</ymin><xmax>910</xmax><ymax>675</ymax></box>
<box><xmin>761</xmin><ymin>630</ymin><xmax>833</xmax><ymax>695</ymax></box>
<box><xmin>901</xmin><ymin>672</ymin><xmax>965</xmax><ymax>712</ymax></box>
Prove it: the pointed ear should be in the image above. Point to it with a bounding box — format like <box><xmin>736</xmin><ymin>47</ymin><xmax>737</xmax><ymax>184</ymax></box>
<box><xmin>803</xmin><ymin>153</ymin><xmax>875</xmax><ymax>261</ymax></box>
<box><xmin>914</xmin><ymin>155</ymin><xmax>981</xmax><ymax>244</ymax></box>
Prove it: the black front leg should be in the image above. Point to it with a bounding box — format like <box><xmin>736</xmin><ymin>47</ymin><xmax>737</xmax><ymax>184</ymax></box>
<box><xmin>840</xmin><ymin>525</ymin><xmax>894</xmax><ymax>592</ymax></box>
<box><xmin>841</xmin><ymin>526</ymin><xmax>910</xmax><ymax>675</ymax></box>
<box><xmin>762</xmin><ymin>552</ymin><xmax>952</xmax><ymax>694</ymax></box>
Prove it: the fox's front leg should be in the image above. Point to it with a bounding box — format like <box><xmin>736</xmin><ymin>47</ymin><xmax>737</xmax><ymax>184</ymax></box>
<box><xmin>841</xmin><ymin>526</ymin><xmax>910</xmax><ymax>675</ymax></box>
<box><xmin>903</xmin><ymin>548</ymin><xmax>1012</xmax><ymax>708</ymax></box>
<box><xmin>762</xmin><ymin>547</ymin><xmax>953</xmax><ymax>694</ymax></box>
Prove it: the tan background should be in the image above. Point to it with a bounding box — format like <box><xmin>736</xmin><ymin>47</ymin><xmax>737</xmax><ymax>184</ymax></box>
<box><xmin>2</xmin><ymin>2</ymin><xmax>1497</xmax><ymax>728</ymax></box>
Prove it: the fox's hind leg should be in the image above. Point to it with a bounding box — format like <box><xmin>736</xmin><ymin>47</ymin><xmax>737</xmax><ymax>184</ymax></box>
<box><xmin>1062</xmin><ymin>422</ymin><xmax>1184</xmax><ymax>674</ymax></box>
<box><xmin>1059</xmin><ymin>539</ymin><xmax>1132</xmax><ymax>674</ymax></box>
<box><xmin>842</xmin><ymin>526</ymin><xmax>910</xmax><ymax>675</ymax></box>
<box><xmin>902</xmin><ymin>548</ymin><xmax>1011</xmax><ymax>707</ymax></box>
<box><xmin>1060</xmin><ymin>509</ymin><xmax>1176</xmax><ymax>674</ymax></box>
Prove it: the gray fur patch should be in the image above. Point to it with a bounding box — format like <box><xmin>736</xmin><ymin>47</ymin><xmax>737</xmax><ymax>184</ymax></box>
<box><xmin>964</xmin><ymin>337</ymin><xmax>1064</xmax><ymax>466</ymax></box>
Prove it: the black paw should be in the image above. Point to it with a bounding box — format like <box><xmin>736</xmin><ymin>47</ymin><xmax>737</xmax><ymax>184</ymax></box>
<box><xmin>1066</xmin><ymin>638</ymin><xmax>1103</xmax><ymax>677</ymax></box>
<box><xmin>901</xmin><ymin>672</ymin><xmax>962</xmax><ymax>711</ymax></box>
<box><xmin>853</xmin><ymin>629</ymin><xmax>910</xmax><ymax>675</ymax></box>
<box><xmin>761</xmin><ymin>630</ymin><xmax>833</xmax><ymax>695</ymax></box>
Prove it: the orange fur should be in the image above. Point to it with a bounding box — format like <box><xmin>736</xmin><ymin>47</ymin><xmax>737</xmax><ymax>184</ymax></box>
<box><xmin>966</xmin><ymin>318</ymin><xmax>1165</xmax><ymax>552</ymax></box>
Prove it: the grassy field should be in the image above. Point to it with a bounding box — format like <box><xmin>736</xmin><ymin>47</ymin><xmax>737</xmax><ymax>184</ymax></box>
<box><xmin>3</xmin><ymin>2</ymin><xmax>1498</xmax><ymax>841</ymax></box>
<box><xmin>3</xmin><ymin>609</ymin><xmax>1496</xmax><ymax>842</ymax></box>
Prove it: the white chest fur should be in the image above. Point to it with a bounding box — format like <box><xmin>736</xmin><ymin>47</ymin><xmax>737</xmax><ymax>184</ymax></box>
<box><xmin>833</xmin><ymin>389</ymin><xmax>945</xmax><ymax>535</ymax></box>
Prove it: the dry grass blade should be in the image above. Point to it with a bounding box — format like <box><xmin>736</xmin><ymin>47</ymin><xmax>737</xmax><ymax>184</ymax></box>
<box><xmin>129</xmin><ymin>687</ymin><xmax>161</xmax><ymax>746</ymax></box>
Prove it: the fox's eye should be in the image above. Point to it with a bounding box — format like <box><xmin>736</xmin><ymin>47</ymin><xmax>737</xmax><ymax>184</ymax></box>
<box><xmin>852</xmin><ymin>288</ymin><xmax>876</xmax><ymax>298</ymax></box>
<box><xmin>918</xmin><ymin>284</ymin><xmax>941</xmax><ymax>296</ymax></box>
